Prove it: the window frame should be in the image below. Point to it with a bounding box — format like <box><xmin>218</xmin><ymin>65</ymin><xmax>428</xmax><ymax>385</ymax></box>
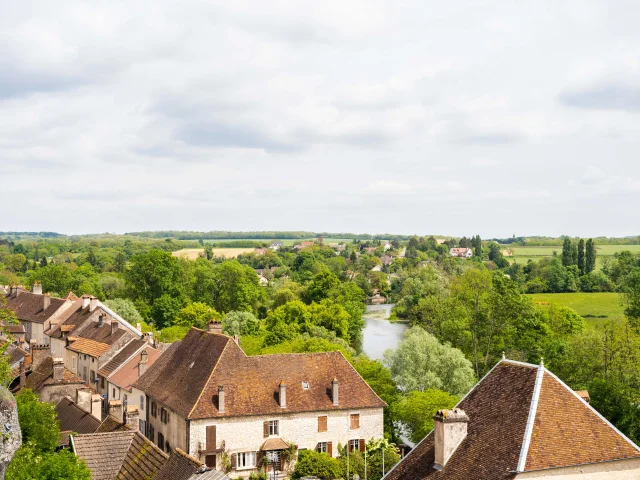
<box><xmin>349</xmin><ymin>439</ymin><xmax>360</xmax><ymax>452</ymax></box>
<box><xmin>151</xmin><ymin>402</ymin><xmax>157</xmax><ymax>418</ymax></box>
<box><xmin>236</xmin><ymin>451</ymin><xmax>256</xmax><ymax>469</ymax></box>
<box><xmin>268</xmin><ymin>420</ymin><xmax>279</xmax><ymax>436</ymax></box>
<box><xmin>316</xmin><ymin>442</ymin><xmax>328</xmax><ymax>453</ymax></box>
<box><xmin>140</xmin><ymin>395</ymin><xmax>145</xmax><ymax>411</ymax></box>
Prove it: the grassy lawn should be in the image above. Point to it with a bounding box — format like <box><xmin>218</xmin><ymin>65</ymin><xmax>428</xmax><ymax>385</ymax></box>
<box><xmin>527</xmin><ymin>292</ymin><xmax>625</xmax><ymax>328</ymax></box>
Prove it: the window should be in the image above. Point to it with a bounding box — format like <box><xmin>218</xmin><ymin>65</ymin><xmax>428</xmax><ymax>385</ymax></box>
<box><xmin>349</xmin><ymin>439</ymin><xmax>360</xmax><ymax>453</ymax></box>
<box><xmin>236</xmin><ymin>451</ymin><xmax>256</xmax><ymax>469</ymax></box>
<box><xmin>83</xmin><ymin>366</ymin><xmax>87</xmax><ymax>381</ymax></box>
<box><xmin>316</xmin><ymin>442</ymin><xmax>328</xmax><ymax>453</ymax></box>
<box><xmin>350</xmin><ymin>414</ymin><xmax>360</xmax><ymax>430</ymax></box>
<box><xmin>113</xmin><ymin>388</ymin><xmax>116</xmax><ymax>398</ymax></box>
<box><xmin>160</xmin><ymin>408</ymin><xmax>170</xmax><ymax>424</ymax></box>
<box><xmin>90</xmin><ymin>370</ymin><xmax>95</xmax><ymax>382</ymax></box>
<box><xmin>318</xmin><ymin>416</ymin><xmax>327</xmax><ymax>432</ymax></box>
<box><xmin>165</xmin><ymin>441</ymin><xmax>170</xmax><ymax>453</ymax></box>
<box><xmin>151</xmin><ymin>402</ymin><xmax>157</xmax><ymax>417</ymax></box>
<box><xmin>72</xmin><ymin>357</ymin><xmax>76</xmax><ymax>370</ymax></box>
<box><xmin>302</xmin><ymin>381</ymin><xmax>310</xmax><ymax>390</ymax></box>
<box><xmin>148</xmin><ymin>425</ymin><xmax>155</xmax><ymax>443</ymax></box>
<box><xmin>140</xmin><ymin>396</ymin><xmax>145</xmax><ymax>411</ymax></box>
<box><xmin>269</xmin><ymin>420</ymin><xmax>279</xmax><ymax>436</ymax></box>
<box><xmin>100</xmin><ymin>377</ymin><xmax>105</xmax><ymax>388</ymax></box>
<box><xmin>124</xmin><ymin>394</ymin><xmax>128</xmax><ymax>404</ymax></box>
<box><xmin>92</xmin><ymin>358</ymin><xmax>95</xmax><ymax>363</ymax></box>
<box><xmin>158</xmin><ymin>433</ymin><xmax>165</xmax><ymax>451</ymax></box>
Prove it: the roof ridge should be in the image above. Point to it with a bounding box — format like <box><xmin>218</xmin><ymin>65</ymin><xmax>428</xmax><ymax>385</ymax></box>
<box><xmin>517</xmin><ymin>360</ymin><xmax>545</xmax><ymax>472</ymax></box>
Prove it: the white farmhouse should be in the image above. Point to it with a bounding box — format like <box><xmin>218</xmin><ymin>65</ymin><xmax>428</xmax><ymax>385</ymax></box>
<box><xmin>449</xmin><ymin>247</ymin><xmax>473</xmax><ymax>258</ymax></box>
<box><xmin>133</xmin><ymin>325</ymin><xmax>385</xmax><ymax>477</ymax></box>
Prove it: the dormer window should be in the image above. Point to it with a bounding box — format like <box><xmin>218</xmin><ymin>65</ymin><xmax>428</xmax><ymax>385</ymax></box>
<box><xmin>302</xmin><ymin>381</ymin><xmax>310</xmax><ymax>390</ymax></box>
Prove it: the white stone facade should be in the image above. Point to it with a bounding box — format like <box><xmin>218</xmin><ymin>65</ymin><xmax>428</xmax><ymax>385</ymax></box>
<box><xmin>187</xmin><ymin>407</ymin><xmax>384</xmax><ymax>476</ymax></box>
<box><xmin>515</xmin><ymin>457</ymin><xmax>640</xmax><ymax>479</ymax></box>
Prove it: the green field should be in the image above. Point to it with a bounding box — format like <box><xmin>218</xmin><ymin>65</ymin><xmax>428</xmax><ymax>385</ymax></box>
<box><xmin>527</xmin><ymin>292</ymin><xmax>625</xmax><ymax>328</ymax></box>
<box><xmin>506</xmin><ymin>244</ymin><xmax>640</xmax><ymax>269</ymax></box>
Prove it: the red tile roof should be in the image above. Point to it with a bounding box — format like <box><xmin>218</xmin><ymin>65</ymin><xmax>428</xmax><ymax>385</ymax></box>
<box><xmin>384</xmin><ymin>360</ymin><xmax>640</xmax><ymax>480</ymax></box>
<box><xmin>67</xmin><ymin>338</ymin><xmax>111</xmax><ymax>358</ymax></box>
<box><xmin>109</xmin><ymin>345</ymin><xmax>162</xmax><ymax>391</ymax></box>
<box><xmin>97</xmin><ymin>339</ymin><xmax>147</xmax><ymax>378</ymax></box>
<box><xmin>134</xmin><ymin>328</ymin><xmax>385</xmax><ymax>420</ymax></box>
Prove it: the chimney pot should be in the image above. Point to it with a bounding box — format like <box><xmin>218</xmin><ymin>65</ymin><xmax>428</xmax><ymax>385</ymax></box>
<box><xmin>433</xmin><ymin>408</ymin><xmax>469</xmax><ymax>470</ymax></box>
<box><xmin>89</xmin><ymin>297</ymin><xmax>99</xmax><ymax>312</ymax></box>
<box><xmin>279</xmin><ymin>381</ymin><xmax>287</xmax><ymax>408</ymax></box>
<box><xmin>218</xmin><ymin>385</ymin><xmax>225</xmax><ymax>413</ymax></box>
<box><xmin>81</xmin><ymin>295</ymin><xmax>91</xmax><ymax>309</ymax></box>
<box><xmin>331</xmin><ymin>378</ymin><xmax>339</xmax><ymax>406</ymax></box>
<box><xmin>32</xmin><ymin>282</ymin><xmax>42</xmax><ymax>295</ymax></box>
<box><xmin>208</xmin><ymin>320</ymin><xmax>222</xmax><ymax>335</ymax></box>
<box><xmin>14</xmin><ymin>285</ymin><xmax>23</xmax><ymax>297</ymax></box>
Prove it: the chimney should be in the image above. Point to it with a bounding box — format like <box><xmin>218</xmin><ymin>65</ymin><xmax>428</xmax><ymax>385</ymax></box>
<box><xmin>207</xmin><ymin>320</ymin><xmax>222</xmax><ymax>335</ymax></box>
<box><xmin>32</xmin><ymin>282</ymin><xmax>42</xmax><ymax>295</ymax></box>
<box><xmin>76</xmin><ymin>388</ymin><xmax>93</xmax><ymax>414</ymax></box>
<box><xmin>31</xmin><ymin>344</ymin><xmax>49</xmax><ymax>370</ymax></box>
<box><xmin>89</xmin><ymin>296</ymin><xmax>99</xmax><ymax>312</ymax></box>
<box><xmin>218</xmin><ymin>385</ymin><xmax>225</xmax><ymax>413</ymax></box>
<box><xmin>43</xmin><ymin>293</ymin><xmax>51</xmax><ymax>311</ymax></box>
<box><xmin>53</xmin><ymin>357</ymin><xmax>64</xmax><ymax>382</ymax></box>
<box><xmin>14</xmin><ymin>285</ymin><xmax>22</xmax><ymax>297</ymax></box>
<box><xmin>111</xmin><ymin>320</ymin><xmax>119</xmax><ymax>335</ymax></box>
<box><xmin>433</xmin><ymin>408</ymin><xmax>469</xmax><ymax>470</ymax></box>
<box><xmin>108</xmin><ymin>400</ymin><xmax>123</xmax><ymax>422</ymax></box>
<box><xmin>97</xmin><ymin>314</ymin><xmax>104</xmax><ymax>327</ymax></box>
<box><xmin>91</xmin><ymin>394</ymin><xmax>102</xmax><ymax>420</ymax></box>
<box><xmin>233</xmin><ymin>335</ymin><xmax>240</xmax><ymax>345</ymax></box>
<box><xmin>279</xmin><ymin>381</ymin><xmax>287</xmax><ymax>408</ymax></box>
<box><xmin>331</xmin><ymin>378</ymin><xmax>339</xmax><ymax>406</ymax></box>
<box><xmin>81</xmin><ymin>295</ymin><xmax>91</xmax><ymax>309</ymax></box>
<box><xmin>138</xmin><ymin>350</ymin><xmax>148</xmax><ymax>378</ymax></box>
<box><xmin>125</xmin><ymin>406</ymin><xmax>139</xmax><ymax>431</ymax></box>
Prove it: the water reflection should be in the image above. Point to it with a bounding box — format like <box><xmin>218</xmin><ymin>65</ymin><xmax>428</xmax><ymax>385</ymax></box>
<box><xmin>361</xmin><ymin>304</ymin><xmax>408</xmax><ymax>360</ymax></box>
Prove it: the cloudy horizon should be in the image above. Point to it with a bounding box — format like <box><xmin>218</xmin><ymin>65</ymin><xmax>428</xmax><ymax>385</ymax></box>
<box><xmin>2</xmin><ymin>1</ymin><xmax>640</xmax><ymax>238</ymax></box>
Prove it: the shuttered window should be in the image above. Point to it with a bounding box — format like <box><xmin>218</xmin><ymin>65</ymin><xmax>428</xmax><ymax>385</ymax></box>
<box><xmin>350</xmin><ymin>414</ymin><xmax>360</xmax><ymax>429</ymax></box>
<box><xmin>318</xmin><ymin>416</ymin><xmax>328</xmax><ymax>432</ymax></box>
<box><xmin>206</xmin><ymin>425</ymin><xmax>217</xmax><ymax>452</ymax></box>
<box><xmin>327</xmin><ymin>442</ymin><xmax>333</xmax><ymax>457</ymax></box>
<box><xmin>264</xmin><ymin>420</ymin><xmax>279</xmax><ymax>437</ymax></box>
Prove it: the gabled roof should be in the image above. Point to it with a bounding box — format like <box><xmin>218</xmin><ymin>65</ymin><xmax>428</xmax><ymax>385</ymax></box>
<box><xmin>97</xmin><ymin>339</ymin><xmax>147</xmax><ymax>378</ymax></box>
<box><xmin>55</xmin><ymin>397</ymin><xmax>101</xmax><ymax>446</ymax></box>
<box><xmin>22</xmin><ymin>356</ymin><xmax>84</xmax><ymax>392</ymax></box>
<box><xmin>72</xmin><ymin>431</ymin><xmax>167</xmax><ymax>480</ymax></box>
<box><xmin>384</xmin><ymin>360</ymin><xmax>640</xmax><ymax>480</ymax></box>
<box><xmin>155</xmin><ymin>448</ymin><xmax>205</xmax><ymax>480</ymax></box>
<box><xmin>3</xmin><ymin>291</ymin><xmax>67</xmax><ymax>324</ymax></box>
<box><xmin>67</xmin><ymin>337</ymin><xmax>111</xmax><ymax>358</ymax></box>
<box><xmin>109</xmin><ymin>345</ymin><xmax>162</xmax><ymax>391</ymax></box>
<box><xmin>134</xmin><ymin>327</ymin><xmax>386</xmax><ymax>420</ymax></box>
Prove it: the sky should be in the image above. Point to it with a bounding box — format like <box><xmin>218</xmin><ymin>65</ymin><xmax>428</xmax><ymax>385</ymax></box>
<box><xmin>2</xmin><ymin>1</ymin><xmax>640</xmax><ymax>238</ymax></box>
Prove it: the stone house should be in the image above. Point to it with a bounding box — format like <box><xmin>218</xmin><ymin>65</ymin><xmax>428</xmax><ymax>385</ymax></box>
<box><xmin>3</xmin><ymin>284</ymin><xmax>76</xmax><ymax>344</ymax></box>
<box><xmin>133</xmin><ymin>327</ymin><xmax>385</xmax><ymax>477</ymax></box>
<box><xmin>384</xmin><ymin>358</ymin><xmax>640</xmax><ymax>480</ymax></box>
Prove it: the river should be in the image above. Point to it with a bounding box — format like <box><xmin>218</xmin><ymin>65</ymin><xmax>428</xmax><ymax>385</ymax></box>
<box><xmin>361</xmin><ymin>304</ymin><xmax>408</xmax><ymax>360</ymax></box>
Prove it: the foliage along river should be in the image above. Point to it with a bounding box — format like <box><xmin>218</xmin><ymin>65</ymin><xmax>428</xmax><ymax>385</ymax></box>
<box><xmin>361</xmin><ymin>304</ymin><xmax>408</xmax><ymax>360</ymax></box>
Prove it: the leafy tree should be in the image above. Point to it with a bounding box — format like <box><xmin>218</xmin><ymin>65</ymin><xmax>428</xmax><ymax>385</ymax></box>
<box><xmin>292</xmin><ymin>450</ymin><xmax>342</xmax><ymax>479</ymax></box>
<box><xmin>7</xmin><ymin>446</ymin><xmax>91</xmax><ymax>480</ymax></box>
<box><xmin>157</xmin><ymin>325</ymin><xmax>190</xmax><ymax>342</ymax></box>
<box><xmin>28</xmin><ymin>264</ymin><xmax>74</xmax><ymax>296</ymax></box>
<box><xmin>174</xmin><ymin>302</ymin><xmax>220</xmax><ymax>329</ymax></box>
<box><xmin>103</xmin><ymin>298</ymin><xmax>143</xmax><ymax>326</ymax></box>
<box><xmin>578</xmin><ymin>239</ymin><xmax>586</xmax><ymax>275</ymax></box>
<box><xmin>207</xmin><ymin>261</ymin><xmax>261</xmax><ymax>313</ymax></box>
<box><xmin>383</xmin><ymin>327</ymin><xmax>475</xmax><ymax>396</ymax></box>
<box><xmin>99</xmin><ymin>274</ymin><xmax>126</xmax><ymax>299</ymax></box>
<box><xmin>585</xmin><ymin>239</ymin><xmax>597</xmax><ymax>274</ymax></box>
<box><xmin>304</xmin><ymin>271</ymin><xmax>340</xmax><ymax>304</ymax></box>
<box><xmin>622</xmin><ymin>268</ymin><xmax>640</xmax><ymax>331</ymax></box>
<box><xmin>392</xmin><ymin>389</ymin><xmax>458</xmax><ymax>444</ymax></box>
<box><xmin>15</xmin><ymin>389</ymin><xmax>59</xmax><ymax>452</ymax></box>
<box><xmin>222</xmin><ymin>311</ymin><xmax>260</xmax><ymax>336</ymax></box>
<box><xmin>125</xmin><ymin>250</ymin><xmax>184</xmax><ymax>305</ymax></box>
<box><xmin>264</xmin><ymin>301</ymin><xmax>310</xmax><ymax>345</ymax></box>
<box><xmin>362</xmin><ymin>439</ymin><xmax>401</xmax><ymax>480</ymax></box>
<box><xmin>150</xmin><ymin>294</ymin><xmax>185</xmax><ymax>328</ymax></box>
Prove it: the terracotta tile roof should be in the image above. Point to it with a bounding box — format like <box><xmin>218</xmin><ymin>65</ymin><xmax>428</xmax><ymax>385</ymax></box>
<box><xmin>72</xmin><ymin>431</ymin><xmax>168</xmax><ymax>480</ymax></box>
<box><xmin>67</xmin><ymin>338</ymin><xmax>111</xmax><ymax>358</ymax></box>
<box><xmin>384</xmin><ymin>360</ymin><xmax>640</xmax><ymax>480</ymax></box>
<box><xmin>262</xmin><ymin>437</ymin><xmax>289</xmax><ymax>451</ymax></box>
<box><xmin>55</xmin><ymin>397</ymin><xmax>101</xmax><ymax>445</ymax></box>
<box><xmin>47</xmin><ymin>304</ymin><xmax>95</xmax><ymax>339</ymax></box>
<box><xmin>75</xmin><ymin>318</ymin><xmax>129</xmax><ymax>346</ymax></box>
<box><xmin>134</xmin><ymin>328</ymin><xmax>385</xmax><ymax>420</ymax></box>
<box><xmin>155</xmin><ymin>448</ymin><xmax>204</xmax><ymax>480</ymax></box>
<box><xmin>97</xmin><ymin>339</ymin><xmax>147</xmax><ymax>378</ymax></box>
<box><xmin>109</xmin><ymin>345</ymin><xmax>162</xmax><ymax>391</ymax></box>
<box><xmin>43</xmin><ymin>368</ymin><xmax>84</xmax><ymax>386</ymax></box>
<box><xmin>21</xmin><ymin>356</ymin><xmax>85</xmax><ymax>392</ymax></box>
<box><xmin>3</xmin><ymin>291</ymin><xmax>67</xmax><ymax>324</ymax></box>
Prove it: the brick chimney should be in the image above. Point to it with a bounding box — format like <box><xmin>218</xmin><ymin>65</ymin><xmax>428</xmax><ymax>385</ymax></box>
<box><xmin>111</xmin><ymin>320</ymin><xmax>119</xmax><ymax>335</ymax></box>
<box><xmin>91</xmin><ymin>394</ymin><xmax>102</xmax><ymax>420</ymax></box>
<box><xmin>109</xmin><ymin>400</ymin><xmax>123</xmax><ymax>422</ymax></box>
<box><xmin>81</xmin><ymin>295</ymin><xmax>91</xmax><ymax>309</ymax></box>
<box><xmin>89</xmin><ymin>296</ymin><xmax>99</xmax><ymax>312</ymax></box>
<box><xmin>125</xmin><ymin>406</ymin><xmax>139</xmax><ymax>431</ymax></box>
<box><xmin>76</xmin><ymin>388</ymin><xmax>94</xmax><ymax>414</ymax></box>
<box><xmin>279</xmin><ymin>380</ymin><xmax>287</xmax><ymax>408</ymax></box>
<box><xmin>52</xmin><ymin>357</ymin><xmax>64</xmax><ymax>382</ymax></box>
<box><xmin>331</xmin><ymin>378</ymin><xmax>339</xmax><ymax>406</ymax></box>
<box><xmin>433</xmin><ymin>408</ymin><xmax>469</xmax><ymax>470</ymax></box>
<box><xmin>207</xmin><ymin>320</ymin><xmax>222</xmax><ymax>334</ymax></box>
<box><xmin>138</xmin><ymin>350</ymin><xmax>148</xmax><ymax>378</ymax></box>
<box><xmin>218</xmin><ymin>385</ymin><xmax>225</xmax><ymax>413</ymax></box>
<box><xmin>32</xmin><ymin>282</ymin><xmax>42</xmax><ymax>295</ymax></box>
<box><xmin>43</xmin><ymin>293</ymin><xmax>51</xmax><ymax>311</ymax></box>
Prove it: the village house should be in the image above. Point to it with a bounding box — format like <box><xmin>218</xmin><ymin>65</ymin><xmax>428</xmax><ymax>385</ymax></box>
<box><xmin>3</xmin><ymin>283</ymin><xmax>76</xmax><ymax>344</ymax></box>
<box><xmin>295</xmin><ymin>241</ymin><xmax>315</xmax><ymax>250</ymax></box>
<box><xmin>449</xmin><ymin>247</ymin><xmax>473</xmax><ymax>258</ymax></box>
<box><xmin>254</xmin><ymin>248</ymin><xmax>268</xmax><ymax>256</ymax></box>
<box><xmin>133</xmin><ymin>325</ymin><xmax>385</xmax><ymax>477</ymax></box>
<box><xmin>270</xmin><ymin>241</ymin><xmax>284</xmax><ymax>251</ymax></box>
<box><xmin>384</xmin><ymin>358</ymin><xmax>640</xmax><ymax>480</ymax></box>
<box><xmin>380</xmin><ymin>254</ymin><xmax>393</xmax><ymax>266</ymax></box>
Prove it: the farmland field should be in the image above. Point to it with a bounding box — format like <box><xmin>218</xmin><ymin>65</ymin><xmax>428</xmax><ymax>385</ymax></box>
<box><xmin>203</xmin><ymin>238</ymin><xmax>352</xmax><ymax>246</ymax></box>
<box><xmin>527</xmin><ymin>292</ymin><xmax>625</xmax><ymax>328</ymax></box>
<box><xmin>172</xmin><ymin>248</ymin><xmax>255</xmax><ymax>259</ymax></box>
<box><xmin>507</xmin><ymin>244</ymin><xmax>640</xmax><ymax>269</ymax></box>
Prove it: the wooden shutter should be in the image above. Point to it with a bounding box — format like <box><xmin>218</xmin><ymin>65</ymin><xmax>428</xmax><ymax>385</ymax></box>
<box><xmin>205</xmin><ymin>455</ymin><xmax>216</xmax><ymax>468</ymax></box>
<box><xmin>206</xmin><ymin>425</ymin><xmax>217</xmax><ymax>452</ymax></box>
<box><xmin>263</xmin><ymin>421</ymin><xmax>269</xmax><ymax>438</ymax></box>
<box><xmin>257</xmin><ymin>450</ymin><xmax>264</xmax><ymax>468</ymax></box>
<box><xmin>318</xmin><ymin>416</ymin><xmax>327</xmax><ymax>432</ymax></box>
<box><xmin>327</xmin><ymin>442</ymin><xmax>333</xmax><ymax>457</ymax></box>
<box><xmin>350</xmin><ymin>414</ymin><xmax>360</xmax><ymax>429</ymax></box>
<box><xmin>231</xmin><ymin>453</ymin><xmax>237</xmax><ymax>470</ymax></box>
<box><xmin>359</xmin><ymin>439</ymin><xmax>365</xmax><ymax>452</ymax></box>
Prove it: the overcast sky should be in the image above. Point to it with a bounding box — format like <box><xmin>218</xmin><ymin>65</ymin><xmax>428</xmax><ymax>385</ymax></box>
<box><xmin>2</xmin><ymin>1</ymin><xmax>639</xmax><ymax>237</ymax></box>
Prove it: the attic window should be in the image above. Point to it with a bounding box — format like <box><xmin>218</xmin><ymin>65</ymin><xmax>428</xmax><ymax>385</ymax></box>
<box><xmin>302</xmin><ymin>381</ymin><xmax>310</xmax><ymax>390</ymax></box>
<box><xmin>189</xmin><ymin>361</ymin><xmax>195</xmax><ymax>369</ymax></box>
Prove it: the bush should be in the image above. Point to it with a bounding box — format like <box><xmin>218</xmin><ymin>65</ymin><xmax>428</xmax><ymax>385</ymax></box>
<box><xmin>292</xmin><ymin>450</ymin><xmax>342</xmax><ymax>480</ymax></box>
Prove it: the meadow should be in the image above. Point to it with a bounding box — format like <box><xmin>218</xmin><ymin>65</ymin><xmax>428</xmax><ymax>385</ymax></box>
<box><xmin>527</xmin><ymin>292</ymin><xmax>625</xmax><ymax>327</ymax></box>
<box><xmin>506</xmin><ymin>244</ymin><xmax>640</xmax><ymax>269</ymax></box>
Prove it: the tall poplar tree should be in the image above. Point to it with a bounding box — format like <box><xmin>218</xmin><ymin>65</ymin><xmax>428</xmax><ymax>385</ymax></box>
<box><xmin>562</xmin><ymin>237</ymin><xmax>572</xmax><ymax>266</ymax></box>
<box><xmin>571</xmin><ymin>241</ymin><xmax>578</xmax><ymax>266</ymax></box>
<box><xmin>474</xmin><ymin>235</ymin><xmax>482</xmax><ymax>258</ymax></box>
<box><xmin>585</xmin><ymin>239</ymin><xmax>596</xmax><ymax>273</ymax></box>
<box><xmin>578</xmin><ymin>239</ymin><xmax>585</xmax><ymax>275</ymax></box>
